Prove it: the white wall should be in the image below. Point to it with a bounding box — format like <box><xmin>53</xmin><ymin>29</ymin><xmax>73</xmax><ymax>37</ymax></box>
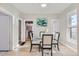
<box><xmin>58</xmin><ymin>4</ymin><xmax>77</xmax><ymax>52</ymax></box>
<box><xmin>22</xmin><ymin>14</ymin><xmax>60</xmax><ymax>41</ymax></box>
<box><xmin>21</xmin><ymin>19</ymin><xmax>25</xmax><ymax>42</ymax></box>
<box><xmin>0</xmin><ymin>3</ymin><xmax>22</xmax><ymax>50</ymax></box>
<box><xmin>77</xmin><ymin>4</ymin><xmax>79</xmax><ymax>56</ymax></box>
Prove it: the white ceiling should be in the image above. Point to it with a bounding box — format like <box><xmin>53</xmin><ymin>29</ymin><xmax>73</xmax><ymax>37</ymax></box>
<box><xmin>12</xmin><ymin>3</ymin><xmax>71</xmax><ymax>14</ymax></box>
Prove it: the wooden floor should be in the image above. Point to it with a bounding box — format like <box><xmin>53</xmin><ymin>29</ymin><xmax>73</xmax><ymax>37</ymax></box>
<box><xmin>0</xmin><ymin>41</ymin><xmax>77</xmax><ymax>56</ymax></box>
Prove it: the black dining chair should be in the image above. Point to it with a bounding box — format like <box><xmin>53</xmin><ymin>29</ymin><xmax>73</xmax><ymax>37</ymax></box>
<box><xmin>29</xmin><ymin>32</ymin><xmax>41</xmax><ymax>52</ymax></box>
<box><xmin>52</xmin><ymin>32</ymin><xmax>60</xmax><ymax>51</ymax></box>
<box><xmin>40</xmin><ymin>34</ymin><xmax>53</xmax><ymax>56</ymax></box>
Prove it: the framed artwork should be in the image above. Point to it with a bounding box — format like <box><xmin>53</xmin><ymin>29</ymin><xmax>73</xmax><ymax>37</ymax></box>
<box><xmin>36</xmin><ymin>18</ymin><xmax>48</xmax><ymax>27</ymax></box>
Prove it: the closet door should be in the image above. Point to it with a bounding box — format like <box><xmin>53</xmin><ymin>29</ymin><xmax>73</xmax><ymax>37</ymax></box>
<box><xmin>0</xmin><ymin>16</ymin><xmax>10</xmax><ymax>51</ymax></box>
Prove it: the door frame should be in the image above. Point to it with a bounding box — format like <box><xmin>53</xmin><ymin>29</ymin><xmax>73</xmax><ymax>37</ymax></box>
<box><xmin>18</xmin><ymin>20</ymin><xmax>21</xmax><ymax>44</ymax></box>
<box><xmin>25</xmin><ymin>21</ymin><xmax>33</xmax><ymax>41</ymax></box>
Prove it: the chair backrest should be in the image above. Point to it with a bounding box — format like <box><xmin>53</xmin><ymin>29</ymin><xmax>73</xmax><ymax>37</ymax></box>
<box><xmin>42</xmin><ymin>34</ymin><xmax>53</xmax><ymax>46</ymax></box>
<box><xmin>54</xmin><ymin>32</ymin><xmax>60</xmax><ymax>42</ymax></box>
<box><xmin>39</xmin><ymin>31</ymin><xmax>45</xmax><ymax>38</ymax></box>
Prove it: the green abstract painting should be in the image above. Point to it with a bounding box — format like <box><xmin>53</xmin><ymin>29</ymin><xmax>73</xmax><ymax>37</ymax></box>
<box><xmin>36</xmin><ymin>18</ymin><xmax>48</xmax><ymax>27</ymax></box>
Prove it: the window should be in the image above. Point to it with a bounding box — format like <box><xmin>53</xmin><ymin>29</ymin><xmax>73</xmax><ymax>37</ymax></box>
<box><xmin>70</xmin><ymin>14</ymin><xmax>77</xmax><ymax>40</ymax></box>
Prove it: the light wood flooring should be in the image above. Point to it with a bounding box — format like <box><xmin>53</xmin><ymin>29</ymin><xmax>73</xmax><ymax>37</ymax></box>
<box><xmin>0</xmin><ymin>41</ymin><xmax>77</xmax><ymax>56</ymax></box>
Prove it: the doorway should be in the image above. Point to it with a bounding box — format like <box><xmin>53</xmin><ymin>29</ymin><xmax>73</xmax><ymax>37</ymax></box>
<box><xmin>25</xmin><ymin>21</ymin><xmax>33</xmax><ymax>41</ymax></box>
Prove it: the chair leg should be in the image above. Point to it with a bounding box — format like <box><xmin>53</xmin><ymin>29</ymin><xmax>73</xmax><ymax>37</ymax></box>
<box><xmin>57</xmin><ymin>44</ymin><xmax>59</xmax><ymax>51</ymax></box>
<box><xmin>39</xmin><ymin>44</ymin><xmax>40</xmax><ymax>52</ymax></box>
<box><xmin>51</xmin><ymin>48</ymin><xmax>52</xmax><ymax>56</ymax></box>
<box><xmin>30</xmin><ymin>44</ymin><xmax>32</xmax><ymax>52</ymax></box>
<box><xmin>42</xmin><ymin>48</ymin><xmax>43</xmax><ymax>56</ymax></box>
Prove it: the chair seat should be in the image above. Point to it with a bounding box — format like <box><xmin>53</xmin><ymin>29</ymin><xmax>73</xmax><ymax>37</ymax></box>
<box><xmin>32</xmin><ymin>40</ymin><xmax>41</xmax><ymax>44</ymax></box>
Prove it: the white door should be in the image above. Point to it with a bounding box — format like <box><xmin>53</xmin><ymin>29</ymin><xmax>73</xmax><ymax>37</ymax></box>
<box><xmin>0</xmin><ymin>16</ymin><xmax>10</xmax><ymax>51</ymax></box>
